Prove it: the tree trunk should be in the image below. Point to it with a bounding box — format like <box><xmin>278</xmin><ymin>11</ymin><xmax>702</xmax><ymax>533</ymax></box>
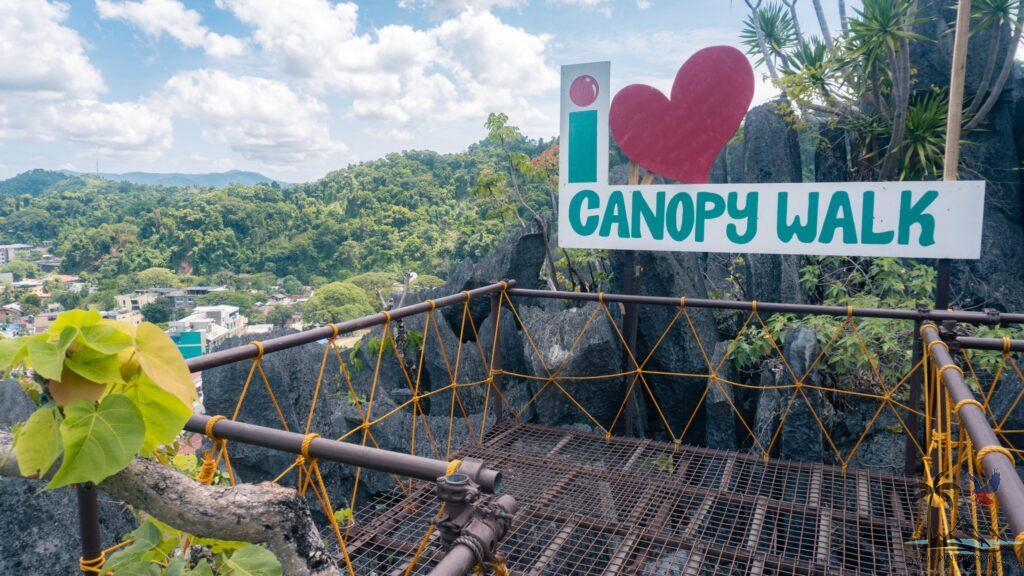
<box><xmin>812</xmin><ymin>0</ymin><xmax>833</xmax><ymax>45</ymax></box>
<box><xmin>966</xmin><ymin>7</ymin><xmax>1024</xmax><ymax>129</ymax></box>
<box><xmin>0</xmin><ymin>431</ymin><xmax>335</xmax><ymax>576</ymax></box>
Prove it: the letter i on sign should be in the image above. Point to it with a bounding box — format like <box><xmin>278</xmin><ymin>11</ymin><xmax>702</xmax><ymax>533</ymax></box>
<box><xmin>560</xmin><ymin>62</ymin><xmax>610</xmax><ymax>189</ymax></box>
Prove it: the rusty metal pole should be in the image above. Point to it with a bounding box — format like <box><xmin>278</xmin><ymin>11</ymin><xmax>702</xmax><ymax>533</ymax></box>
<box><xmin>488</xmin><ymin>291</ymin><xmax>504</xmax><ymax>425</ymax></box>
<box><xmin>620</xmin><ymin>252</ymin><xmax>640</xmax><ymax>437</ymax></box>
<box><xmin>76</xmin><ymin>484</ymin><xmax>102</xmax><ymax>575</ymax></box>
<box><xmin>905</xmin><ymin>318</ymin><xmax>923</xmax><ymax>475</ymax></box>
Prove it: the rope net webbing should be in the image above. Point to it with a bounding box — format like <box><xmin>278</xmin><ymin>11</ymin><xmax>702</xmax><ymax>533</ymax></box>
<box><xmin>88</xmin><ymin>286</ymin><xmax>1024</xmax><ymax>574</ymax></box>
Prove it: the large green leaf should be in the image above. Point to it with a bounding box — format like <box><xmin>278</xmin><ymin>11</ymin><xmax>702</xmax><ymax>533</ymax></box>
<box><xmin>221</xmin><ymin>545</ymin><xmax>282</xmax><ymax>576</ymax></box>
<box><xmin>65</xmin><ymin>348</ymin><xmax>123</xmax><ymax>385</ymax></box>
<box><xmin>101</xmin><ymin>520</ymin><xmax>165</xmax><ymax>575</ymax></box>
<box><xmin>26</xmin><ymin>335</ymin><xmax>63</xmax><ymax>380</ymax></box>
<box><xmin>14</xmin><ymin>406</ymin><xmax>62</xmax><ymax>477</ymax></box>
<box><xmin>127</xmin><ymin>375</ymin><xmax>191</xmax><ymax>453</ymax></box>
<box><xmin>80</xmin><ymin>323</ymin><xmax>133</xmax><ymax>355</ymax></box>
<box><xmin>49</xmin><ymin>309</ymin><xmax>102</xmax><ymax>333</ymax></box>
<box><xmin>0</xmin><ymin>337</ymin><xmax>27</xmax><ymax>372</ymax></box>
<box><xmin>47</xmin><ymin>394</ymin><xmax>145</xmax><ymax>489</ymax></box>
<box><xmin>134</xmin><ymin>323</ymin><xmax>196</xmax><ymax>406</ymax></box>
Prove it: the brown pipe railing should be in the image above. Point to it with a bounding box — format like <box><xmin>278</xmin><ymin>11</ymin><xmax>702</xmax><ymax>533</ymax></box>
<box><xmin>957</xmin><ymin>335</ymin><xmax>1024</xmax><ymax>353</ymax></box>
<box><xmin>186</xmin><ymin>415</ymin><xmax>501</xmax><ymax>493</ymax></box>
<box><xmin>508</xmin><ymin>288</ymin><xmax>1024</xmax><ymax>325</ymax></box>
<box><xmin>186</xmin><ymin>280</ymin><xmax>514</xmax><ymax>372</ymax></box>
<box><xmin>921</xmin><ymin>324</ymin><xmax>1024</xmax><ymax>547</ymax></box>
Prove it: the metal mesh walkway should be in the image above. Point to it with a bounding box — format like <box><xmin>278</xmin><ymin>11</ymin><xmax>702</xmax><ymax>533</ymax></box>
<box><xmin>347</xmin><ymin>422</ymin><xmax>923</xmax><ymax>575</ymax></box>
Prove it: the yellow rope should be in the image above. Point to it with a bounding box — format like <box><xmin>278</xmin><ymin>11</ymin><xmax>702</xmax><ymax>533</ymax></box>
<box><xmin>78</xmin><ymin>540</ymin><xmax>132</xmax><ymax>573</ymax></box>
<box><xmin>953</xmin><ymin>398</ymin><xmax>983</xmax><ymax>415</ymax></box>
<box><xmin>976</xmin><ymin>444</ymin><xmax>1014</xmax><ymax>470</ymax></box>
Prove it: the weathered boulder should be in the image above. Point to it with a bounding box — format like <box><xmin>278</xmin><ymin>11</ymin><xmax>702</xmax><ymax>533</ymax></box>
<box><xmin>740</xmin><ymin>101</ymin><xmax>803</xmax><ymax>304</ymax></box>
<box><xmin>202</xmin><ymin>331</ymin><xmax>347</xmax><ymax>499</ymax></box>
<box><xmin>955</xmin><ymin>95</ymin><xmax>1024</xmax><ymax>311</ymax></box>
<box><xmin>815</xmin><ymin>122</ymin><xmax>849</xmax><ymax>183</ymax></box>
<box><xmin>516</xmin><ymin>302</ymin><xmax>623</xmax><ymax>430</ymax></box>
<box><xmin>705</xmin><ymin>342</ymin><xmax>737</xmax><ymax>451</ymax></box>
<box><xmin>834</xmin><ymin>397</ymin><xmax>906</xmax><ymax>474</ymax></box>
<box><xmin>752</xmin><ymin>328</ymin><xmax>831</xmax><ymax>461</ymax></box>
<box><xmin>609</xmin><ymin>250</ymin><xmax>719</xmax><ymax>441</ymax></box>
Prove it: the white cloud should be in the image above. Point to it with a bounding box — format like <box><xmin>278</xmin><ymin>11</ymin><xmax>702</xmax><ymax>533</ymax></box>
<box><xmin>363</xmin><ymin>127</ymin><xmax>415</xmax><ymax>143</ymax></box>
<box><xmin>0</xmin><ymin>0</ymin><xmax>105</xmax><ymax>97</ymax></box>
<box><xmin>550</xmin><ymin>0</ymin><xmax>612</xmax><ymax>16</ymax></box>
<box><xmin>45</xmin><ymin>100</ymin><xmax>173</xmax><ymax>160</ymax></box>
<box><xmin>399</xmin><ymin>0</ymin><xmax>527</xmax><ymax>11</ymax></box>
<box><xmin>96</xmin><ymin>0</ymin><xmax>246</xmax><ymax>58</ymax></box>
<box><xmin>161</xmin><ymin>69</ymin><xmax>344</xmax><ymax>165</ymax></box>
<box><xmin>216</xmin><ymin>1</ymin><xmax>557</xmax><ymax>126</ymax></box>
<box><xmin>0</xmin><ymin>0</ymin><xmax>171</xmax><ymax>160</ymax></box>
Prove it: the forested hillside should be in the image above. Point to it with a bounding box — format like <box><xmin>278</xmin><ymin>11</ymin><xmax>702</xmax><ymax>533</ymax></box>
<box><xmin>0</xmin><ymin>132</ymin><xmax>553</xmax><ymax>285</ymax></box>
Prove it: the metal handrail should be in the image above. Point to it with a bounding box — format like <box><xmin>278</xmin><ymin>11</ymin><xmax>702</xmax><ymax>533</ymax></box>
<box><xmin>921</xmin><ymin>323</ymin><xmax>1024</xmax><ymax>546</ymax></box>
<box><xmin>186</xmin><ymin>414</ymin><xmax>502</xmax><ymax>493</ymax></box>
<box><xmin>509</xmin><ymin>287</ymin><xmax>1024</xmax><ymax>325</ymax></box>
<box><xmin>186</xmin><ymin>280</ymin><xmax>514</xmax><ymax>372</ymax></box>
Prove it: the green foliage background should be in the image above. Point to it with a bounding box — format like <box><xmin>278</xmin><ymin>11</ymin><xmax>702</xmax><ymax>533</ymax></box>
<box><xmin>0</xmin><ymin>136</ymin><xmax>551</xmax><ymax>285</ymax></box>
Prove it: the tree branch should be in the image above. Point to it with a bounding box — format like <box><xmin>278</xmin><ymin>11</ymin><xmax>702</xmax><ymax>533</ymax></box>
<box><xmin>966</xmin><ymin>6</ymin><xmax>1024</xmax><ymax>130</ymax></box>
<box><xmin>0</xmin><ymin>431</ymin><xmax>335</xmax><ymax>576</ymax></box>
<box><xmin>812</xmin><ymin>0</ymin><xmax>833</xmax><ymax>45</ymax></box>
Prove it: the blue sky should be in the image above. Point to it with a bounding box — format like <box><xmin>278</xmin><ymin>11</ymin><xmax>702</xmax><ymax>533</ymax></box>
<box><xmin>0</xmin><ymin>0</ymin><xmax>852</xmax><ymax>183</ymax></box>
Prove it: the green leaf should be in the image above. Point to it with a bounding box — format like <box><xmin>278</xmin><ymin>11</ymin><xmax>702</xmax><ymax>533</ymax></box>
<box><xmin>57</xmin><ymin>327</ymin><xmax>78</xmax><ymax>355</ymax></box>
<box><xmin>14</xmin><ymin>406</ymin><xmax>62</xmax><ymax>477</ymax></box>
<box><xmin>134</xmin><ymin>323</ymin><xmax>196</xmax><ymax>406</ymax></box>
<box><xmin>26</xmin><ymin>335</ymin><xmax>64</xmax><ymax>380</ymax></box>
<box><xmin>49</xmin><ymin>309</ymin><xmax>102</xmax><ymax>334</ymax></box>
<box><xmin>190</xmin><ymin>560</ymin><xmax>214</xmax><ymax>576</ymax></box>
<box><xmin>221</xmin><ymin>545</ymin><xmax>282</xmax><ymax>576</ymax></box>
<box><xmin>101</xmin><ymin>520</ymin><xmax>164</xmax><ymax>575</ymax></box>
<box><xmin>47</xmin><ymin>394</ymin><xmax>145</xmax><ymax>489</ymax></box>
<box><xmin>65</xmin><ymin>348</ymin><xmax>123</xmax><ymax>385</ymax></box>
<box><xmin>126</xmin><ymin>375</ymin><xmax>191</xmax><ymax>453</ymax></box>
<box><xmin>0</xmin><ymin>337</ymin><xmax>27</xmax><ymax>372</ymax></box>
<box><xmin>165</xmin><ymin>556</ymin><xmax>188</xmax><ymax>576</ymax></box>
<box><xmin>80</xmin><ymin>323</ymin><xmax>133</xmax><ymax>355</ymax></box>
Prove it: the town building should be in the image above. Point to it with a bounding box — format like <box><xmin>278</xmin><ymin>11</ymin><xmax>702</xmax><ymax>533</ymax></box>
<box><xmin>0</xmin><ymin>244</ymin><xmax>32</xmax><ymax>266</ymax></box>
<box><xmin>168</xmin><ymin>305</ymin><xmax>247</xmax><ymax>357</ymax></box>
<box><xmin>116</xmin><ymin>291</ymin><xmax>158</xmax><ymax>312</ymax></box>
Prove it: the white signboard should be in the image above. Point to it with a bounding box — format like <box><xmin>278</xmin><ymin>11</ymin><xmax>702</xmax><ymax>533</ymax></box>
<box><xmin>557</xmin><ymin>61</ymin><xmax>987</xmax><ymax>259</ymax></box>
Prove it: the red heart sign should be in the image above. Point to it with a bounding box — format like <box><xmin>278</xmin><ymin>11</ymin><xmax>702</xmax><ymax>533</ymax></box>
<box><xmin>610</xmin><ymin>46</ymin><xmax>754</xmax><ymax>184</ymax></box>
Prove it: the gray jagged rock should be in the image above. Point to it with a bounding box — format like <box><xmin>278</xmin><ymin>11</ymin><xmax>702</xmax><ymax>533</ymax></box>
<box><xmin>955</xmin><ymin>94</ymin><xmax>1024</xmax><ymax>311</ymax></box>
<box><xmin>815</xmin><ymin>123</ymin><xmax>849</xmax><ymax>183</ymax></box>
<box><xmin>752</xmin><ymin>327</ymin><xmax>831</xmax><ymax>461</ymax></box>
<box><xmin>609</xmin><ymin>249</ymin><xmax>719</xmax><ymax>441</ymax></box>
<box><xmin>516</xmin><ymin>302</ymin><xmax>623</xmax><ymax>430</ymax></box>
<box><xmin>739</xmin><ymin>100</ymin><xmax>803</xmax><ymax>305</ymax></box>
<box><xmin>1</xmin><ymin>381</ymin><xmax>138</xmax><ymax>575</ymax></box>
<box><xmin>202</xmin><ymin>330</ymin><xmax>348</xmax><ymax>499</ymax></box>
<box><xmin>705</xmin><ymin>342</ymin><xmax>737</xmax><ymax>451</ymax></box>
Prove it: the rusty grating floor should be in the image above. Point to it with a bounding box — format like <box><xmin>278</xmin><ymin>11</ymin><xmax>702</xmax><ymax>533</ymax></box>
<box><xmin>346</xmin><ymin>422</ymin><xmax>924</xmax><ymax>575</ymax></box>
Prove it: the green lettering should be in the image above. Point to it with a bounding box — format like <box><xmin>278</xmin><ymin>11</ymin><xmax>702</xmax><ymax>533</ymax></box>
<box><xmin>631</xmin><ymin>190</ymin><xmax>665</xmax><ymax>240</ymax></box>
<box><xmin>600</xmin><ymin>190</ymin><xmax>630</xmax><ymax>238</ymax></box>
<box><xmin>666</xmin><ymin>192</ymin><xmax>695</xmax><ymax>241</ymax></box>
<box><xmin>777</xmin><ymin>191</ymin><xmax>819</xmax><ymax>243</ymax></box>
<box><xmin>726</xmin><ymin>192</ymin><xmax>758</xmax><ymax>244</ymax></box>
<box><xmin>818</xmin><ymin>191</ymin><xmax>858</xmax><ymax>244</ymax></box>
<box><xmin>860</xmin><ymin>191</ymin><xmax>894</xmax><ymax>244</ymax></box>
<box><xmin>696</xmin><ymin>192</ymin><xmax>725</xmax><ymax>242</ymax></box>
<box><xmin>898</xmin><ymin>190</ymin><xmax>937</xmax><ymax>246</ymax></box>
<box><xmin>568</xmin><ymin>189</ymin><xmax>600</xmax><ymax>236</ymax></box>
